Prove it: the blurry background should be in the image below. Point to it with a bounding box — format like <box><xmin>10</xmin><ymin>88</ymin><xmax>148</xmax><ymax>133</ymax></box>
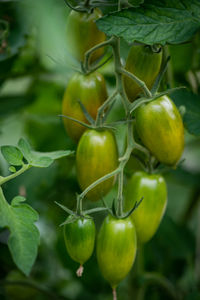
<box><xmin>0</xmin><ymin>0</ymin><xmax>200</xmax><ymax>299</ymax></box>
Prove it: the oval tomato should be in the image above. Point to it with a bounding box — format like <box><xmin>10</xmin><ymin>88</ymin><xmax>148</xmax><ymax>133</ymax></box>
<box><xmin>64</xmin><ymin>216</ymin><xmax>95</xmax><ymax>266</ymax></box>
<box><xmin>135</xmin><ymin>95</ymin><xmax>184</xmax><ymax>166</ymax></box>
<box><xmin>124</xmin><ymin>171</ymin><xmax>167</xmax><ymax>244</ymax></box>
<box><xmin>66</xmin><ymin>8</ymin><xmax>106</xmax><ymax>63</ymax></box>
<box><xmin>96</xmin><ymin>215</ymin><xmax>137</xmax><ymax>289</ymax></box>
<box><xmin>76</xmin><ymin>129</ymin><xmax>118</xmax><ymax>201</ymax></box>
<box><xmin>62</xmin><ymin>72</ymin><xmax>107</xmax><ymax>142</ymax></box>
<box><xmin>123</xmin><ymin>45</ymin><xmax>163</xmax><ymax>102</ymax></box>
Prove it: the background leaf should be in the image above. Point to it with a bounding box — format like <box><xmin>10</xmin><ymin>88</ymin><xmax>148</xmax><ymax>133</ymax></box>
<box><xmin>97</xmin><ymin>0</ymin><xmax>200</xmax><ymax>45</ymax></box>
<box><xmin>0</xmin><ymin>189</ymin><xmax>39</xmax><ymax>276</ymax></box>
<box><xmin>171</xmin><ymin>89</ymin><xmax>200</xmax><ymax>136</ymax></box>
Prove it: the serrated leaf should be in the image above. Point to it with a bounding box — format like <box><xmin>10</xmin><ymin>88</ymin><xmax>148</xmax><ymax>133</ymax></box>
<box><xmin>1</xmin><ymin>146</ymin><xmax>23</xmax><ymax>166</ymax></box>
<box><xmin>29</xmin><ymin>155</ymin><xmax>53</xmax><ymax>168</ymax></box>
<box><xmin>170</xmin><ymin>89</ymin><xmax>200</xmax><ymax>136</ymax></box>
<box><xmin>0</xmin><ymin>188</ymin><xmax>39</xmax><ymax>275</ymax></box>
<box><xmin>97</xmin><ymin>0</ymin><xmax>200</xmax><ymax>45</ymax></box>
<box><xmin>18</xmin><ymin>138</ymin><xmax>74</xmax><ymax>168</ymax></box>
<box><xmin>11</xmin><ymin>196</ymin><xmax>26</xmax><ymax>206</ymax></box>
<box><xmin>32</xmin><ymin>150</ymin><xmax>74</xmax><ymax>160</ymax></box>
<box><xmin>18</xmin><ymin>138</ymin><xmax>32</xmax><ymax>162</ymax></box>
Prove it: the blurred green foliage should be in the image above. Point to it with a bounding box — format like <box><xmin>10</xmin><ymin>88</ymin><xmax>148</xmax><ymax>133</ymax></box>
<box><xmin>0</xmin><ymin>0</ymin><xmax>200</xmax><ymax>300</ymax></box>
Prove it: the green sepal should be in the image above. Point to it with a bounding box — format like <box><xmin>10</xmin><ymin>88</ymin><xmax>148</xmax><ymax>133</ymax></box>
<box><xmin>151</xmin><ymin>55</ymin><xmax>170</xmax><ymax>94</ymax></box>
<box><xmin>77</xmin><ymin>100</ymin><xmax>95</xmax><ymax>125</ymax></box>
<box><xmin>130</xmin><ymin>86</ymin><xmax>185</xmax><ymax>113</ymax></box>
<box><xmin>121</xmin><ymin>196</ymin><xmax>143</xmax><ymax>219</ymax></box>
<box><xmin>59</xmin><ymin>114</ymin><xmax>94</xmax><ymax>129</ymax></box>
<box><xmin>55</xmin><ymin>201</ymin><xmax>75</xmax><ymax>216</ymax></box>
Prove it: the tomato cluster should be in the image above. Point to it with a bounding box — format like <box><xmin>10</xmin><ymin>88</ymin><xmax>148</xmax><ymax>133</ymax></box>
<box><xmin>61</xmin><ymin>4</ymin><xmax>185</xmax><ymax>298</ymax></box>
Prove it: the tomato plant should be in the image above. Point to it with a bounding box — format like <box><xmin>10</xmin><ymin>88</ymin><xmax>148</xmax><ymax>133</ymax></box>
<box><xmin>62</xmin><ymin>71</ymin><xmax>107</xmax><ymax>142</ymax></box>
<box><xmin>96</xmin><ymin>214</ymin><xmax>137</xmax><ymax>289</ymax></box>
<box><xmin>66</xmin><ymin>8</ymin><xmax>106</xmax><ymax>63</ymax></box>
<box><xmin>76</xmin><ymin>129</ymin><xmax>118</xmax><ymax>201</ymax></box>
<box><xmin>135</xmin><ymin>95</ymin><xmax>184</xmax><ymax>166</ymax></box>
<box><xmin>124</xmin><ymin>171</ymin><xmax>167</xmax><ymax>244</ymax></box>
<box><xmin>63</xmin><ymin>215</ymin><xmax>95</xmax><ymax>276</ymax></box>
<box><xmin>123</xmin><ymin>45</ymin><xmax>163</xmax><ymax>102</ymax></box>
<box><xmin>1</xmin><ymin>1</ymin><xmax>200</xmax><ymax>300</ymax></box>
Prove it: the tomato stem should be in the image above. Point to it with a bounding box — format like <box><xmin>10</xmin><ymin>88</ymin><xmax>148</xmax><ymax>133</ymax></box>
<box><xmin>0</xmin><ymin>164</ymin><xmax>31</xmax><ymax>186</ymax></box>
<box><xmin>76</xmin><ymin>265</ymin><xmax>84</xmax><ymax>277</ymax></box>
<box><xmin>112</xmin><ymin>288</ymin><xmax>117</xmax><ymax>300</ymax></box>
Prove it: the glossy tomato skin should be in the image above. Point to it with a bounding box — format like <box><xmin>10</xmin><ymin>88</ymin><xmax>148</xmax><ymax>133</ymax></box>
<box><xmin>124</xmin><ymin>171</ymin><xmax>167</xmax><ymax>244</ymax></box>
<box><xmin>136</xmin><ymin>95</ymin><xmax>184</xmax><ymax>166</ymax></box>
<box><xmin>64</xmin><ymin>215</ymin><xmax>95</xmax><ymax>265</ymax></box>
<box><xmin>62</xmin><ymin>72</ymin><xmax>107</xmax><ymax>142</ymax></box>
<box><xmin>97</xmin><ymin>215</ymin><xmax>137</xmax><ymax>288</ymax></box>
<box><xmin>67</xmin><ymin>8</ymin><xmax>106</xmax><ymax>63</ymax></box>
<box><xmin>76</xmin><ymin>129</ymin><xmax>118</xmax><ymax>201</ymax></box>
<box><xmin>123</xmin><ymin>45</ymin><xmax>162</xmax><ymax>102</ymax></box>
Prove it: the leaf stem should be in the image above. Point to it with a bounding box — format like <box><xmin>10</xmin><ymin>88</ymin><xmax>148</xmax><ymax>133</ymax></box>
<box><xmin>0</xmin><ymin>164</ymin><xmax>31</xmax><ymax>186</ymax></box>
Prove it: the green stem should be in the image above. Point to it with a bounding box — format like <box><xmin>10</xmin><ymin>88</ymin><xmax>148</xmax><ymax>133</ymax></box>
<box><xmin>78</xmin><ymin>168</ymin><xmax>120</xmax><ymax>201</ymax></box>
<box><xmin>96</xmin><ymin>89</ymin><xmax>118</xmax><ymax>126</ymax></box>
<box><xmin>76</xmin><ymin>195</ymin><xmax>83</xmax><ymax>215</ymax></box>
<box><xmin>141</xmin><ymin>272</ymin><xmax>180</xmax><ymax>300</ymax></box>
<box><xmin>0</xmin><ymin>164</ymin><xmax>31</xmax><ymax>186</ymax></box>
<box><xmin>83</xmin><ymin>37</ymin><xmax>114</xmax><ymax>73</ymax></box>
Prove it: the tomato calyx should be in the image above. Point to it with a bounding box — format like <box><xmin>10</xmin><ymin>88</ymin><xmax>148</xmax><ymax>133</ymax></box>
<box><xmin>102</xmin><ymin>196</ymin><xmax>143</xmax><ymax>220</ymax></box>
<box><xmin>55</xmin><ymin>200</ymin><xmax>108</xmax><ymax>226</ymax></box>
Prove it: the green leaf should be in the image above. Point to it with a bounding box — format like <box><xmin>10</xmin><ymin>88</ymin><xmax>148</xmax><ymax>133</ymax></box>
<box><xmin>9</xmin><ymin>166</ymin><xmax>16</xmax><ymax>173</ymax></box>
<box><xmin>17</xmin><ymin>138</ymin><xmax>74</xmax><ymax>168</ymax></box>
<box><xmin>18</xmin><ymin>138</ymin><xmax>32</xmax><ymax>162</ymax></box>
<box><xmin>0</xmin><ymin>188</ymin><xmax>39</xmax><ymax>276</ymax></box>
<box><xmin>170</xmin><ymin>89</ymin><xmax>200</xmax><ymax>136</ymax></box>
<box><xmin>97</xmin><ymin>0</ymin><xmax>200</xmax><ymax>45</ymax></box>
<box><xmin>128</xmin><ymin>0</ymin><xmax>144</xmax><ymax>6</ymax></box>
<box><xmin>32</xmin><ymin>150</ymin><xmax>74</xmax><ymax>160</ymax></box>
<box><xmin>1</xmin><ymin>146</ymin><xmax>23</xmax><ymax>166</ymax></box>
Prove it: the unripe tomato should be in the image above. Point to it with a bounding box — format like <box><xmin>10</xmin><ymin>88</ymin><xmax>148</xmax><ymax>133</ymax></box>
<box><xmin>64</xmin><ymin>215</ymin><xmax>95</xmax><ymax>266</ymax></box>
<box><xmin>76</xmin><ymin>129</ymin><xmax>118</xmax><ymax>201</ymax></box>
<box><xmin>66</xmin><ymin>8</ymin><xmax>106</xmax><ymax>63</ymax></box>
<box><xmin>124</xmin><ymin>171</ymin><xmax>167</xmax><ymax>244</ymax></box>
<box><xmin>96</xmin><ymin>215</ymin><xmax>137</xmax><ymax>288</ymax></box>
<box><xmin>135</xmin><ymin>95</ymin><xmax>184</xmax><ymax>166</ymax></box>
<box><xmin>123</xmin><ymin>45</ymin><xmax>163</xmax><ymax>101</ymax></box>
<box><xmin>62</xmin><ymin>72</ymin><xmax>107</xmax><ymax>142</ymax></box>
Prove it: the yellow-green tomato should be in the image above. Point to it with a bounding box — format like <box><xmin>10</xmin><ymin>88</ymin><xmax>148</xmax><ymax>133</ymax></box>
<box><xmin>135</xmin><ymin>95</ymin><xmax>184</xmax><ymax>166</ymax></box>
<box><xmin>64</xmin><ymin>215</ymin><xmax>95</xmax><ymax>265</ymax></box>
<box><xmin>96</xmin><ymin>215</ymin><xmax>137</xmax><ymax>289</ymax></box>
<box><xmin>62</xmin><ymin>72</ymin><xmax>107</xmax><ymax>142</ymax></box>
<box><xmin>123</xmin><ymin>45</ymin><xmax>163</xmax><ymax>101</ymax></box>
<box><xmin>124</xmin><ymin>171</ymin><xmax>167</xmax><ymax>244</ymax></box>
<box><xmin>76</xmin><ymin>129</ymin><xmax>118</xmax><ymax>201</ymax></box>
<box><xmin>66</xmin><ymin>8</ymin><xmax>106</xmax><ymax>63</ymax></box>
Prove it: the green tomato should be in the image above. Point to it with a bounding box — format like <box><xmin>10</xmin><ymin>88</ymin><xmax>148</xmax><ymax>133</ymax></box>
<box><xmin>124</xmin><ymin>171</ymin><xmax>167</xmax><ymax>244</ymax></box>
<box><xmin>76</xmin><ymin>129</ymin><xmax>118</xmax><ymax>201</ymax></box>
<box><xmin>62</xmin><ymin>72</ymin><xmax>107</xmax><ymax>142</ymax></box>
<box><xmin>135</xmin><ymin>95</ymin><xmax>184</xmax><ymax>166</ymax></box>
<box><xmin>66</xmin><ymin>8</ymin><xmax>106</xmax><ymax>63</ymax></box>
<box><xmin>123</xmin><ymin>45</ymin><xmax>163</xmax><ymax>101</ymax></box>
<box><xmin>96</xmin><ymin>215</ymin><xmax>137</xmax><ymax>289</ymax></box>
<box><xmin>64</xmin><ymin>215</ymin><xmax>95</xmax><ymax>266</ymax></box>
